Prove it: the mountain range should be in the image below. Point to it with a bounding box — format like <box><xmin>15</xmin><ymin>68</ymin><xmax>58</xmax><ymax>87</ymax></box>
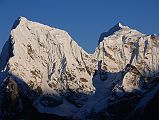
<box><xmin>0</xmin><ymin>17</ymin><xmax>159</xmax><ymax>120</ymax></box>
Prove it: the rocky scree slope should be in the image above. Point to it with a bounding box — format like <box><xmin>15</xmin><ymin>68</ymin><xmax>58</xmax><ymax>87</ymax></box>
<box><xmin>0</xmin><ymin>17</ymin><xmax>159</xmax><ymax>120</ymax></box>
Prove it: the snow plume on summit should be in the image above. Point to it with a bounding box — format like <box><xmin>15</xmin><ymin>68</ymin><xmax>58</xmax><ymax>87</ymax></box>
<box><xmin>0</xmin><ymin>17</ymin><xmax>159</xmax><ymax>120</ymax></box>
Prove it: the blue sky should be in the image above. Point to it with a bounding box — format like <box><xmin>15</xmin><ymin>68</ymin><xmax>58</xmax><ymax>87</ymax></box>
<box><xmin>0</xmin><ymin>0</ymin><xmax>159</xmax><ymax>53</ymax></box>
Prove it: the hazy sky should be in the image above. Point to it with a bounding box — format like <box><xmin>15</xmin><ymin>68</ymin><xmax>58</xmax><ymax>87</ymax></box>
<box><xmin>0</xmin><ymin>0</ymin><xmax>159</xmax><ymax>53</ymax></box>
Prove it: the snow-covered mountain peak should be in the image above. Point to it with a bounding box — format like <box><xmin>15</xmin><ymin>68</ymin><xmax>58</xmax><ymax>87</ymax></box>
<box><xmin>98</xmin><ymin>22</ymin><xmax>131</xmax><ymax>43</ymax></box>
<box><xmin>113</xmin><ymin>22</ymin><xmax>129</xmax><ymax>29</ymax></box>
<box><xmin>0</xmin><ymin>17</ymin><xmax>97</xmax><ymax>115</ymax></box>
<box><xmin>117</xmin><ymin>22</ymin><xmax>123</xmax><ymax>27</ymax></box>
<box><xmin>18</xmin><ymin>16</ymin><xmax>27</xmax><ymax>21</ymax></box>
<box><xmin>12</xmin><ymin>16</ymin><xmax>28</xmax><ymax>29</ymax></box>
<box><xmin>12</xmin><ymin>16</ymin><xmax>54</xmax><ymax>32</ymax></box>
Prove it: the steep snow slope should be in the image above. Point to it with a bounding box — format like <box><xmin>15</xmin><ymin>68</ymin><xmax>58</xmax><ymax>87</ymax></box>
<box><xmin>0</xmin><ymin>17</ymin><xmax>159</xmax><ymax>120</ymax></box>
<box><xmin>10</xmin><ymin>17</ymin><xmax>95</xmax><ymax>93</ymax></box>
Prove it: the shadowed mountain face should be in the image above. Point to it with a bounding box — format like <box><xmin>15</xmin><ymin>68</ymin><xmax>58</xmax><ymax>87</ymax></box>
<box><xmin>0</xmin><ymin>17</ymin><xmax>159</xmax><ymax>120</ymax></box>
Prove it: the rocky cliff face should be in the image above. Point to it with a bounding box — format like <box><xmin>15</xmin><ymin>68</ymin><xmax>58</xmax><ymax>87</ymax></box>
<box><xmin>0</xmin><ymin>17</ymin><xmax>159</xmax><ymax>120</ymax></box>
